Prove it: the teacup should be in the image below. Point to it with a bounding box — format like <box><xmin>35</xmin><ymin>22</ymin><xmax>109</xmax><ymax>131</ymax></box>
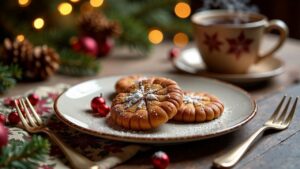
<box><xmin>191</xmin><ymin>10</ymin><xmax>288</xmax><ymax>74</ymax></box>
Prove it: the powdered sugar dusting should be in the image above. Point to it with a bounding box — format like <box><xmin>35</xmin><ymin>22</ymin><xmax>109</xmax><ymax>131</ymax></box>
<box><xmin>183</xmin><ymin>95</ymin><xmax>202</xmax><ymax>104</ymax></box>
<box><xmin>124</xmin><ymin>82</ymin><xmax>158</xmax><ymax>109</ymax></box>
<box><xmin>146</xmin><ymin>93</ymin><xmax>158</xmax><ymax>101</ymax></box>
<box><xmin>88</xmin><ymin>106</ymin><xmax>233</xmax><ymax>141</ymax></box>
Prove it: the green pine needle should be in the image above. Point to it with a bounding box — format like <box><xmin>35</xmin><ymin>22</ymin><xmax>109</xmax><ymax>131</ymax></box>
<box><xmin>59</xmin><ymin>50</ymin><xmax>101</xmax><ymax>76</ymax></box>
<box><xmin>0</xmin><ymin>63</ymin><xmax>22</xmax><ymax>93</ymax></box>
<box><xmin>0</xmin><ymin>135</ymin><xmax>50</xmax><ymax>169</ymax></box>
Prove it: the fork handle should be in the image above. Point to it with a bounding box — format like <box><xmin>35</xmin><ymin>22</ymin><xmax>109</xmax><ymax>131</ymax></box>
<box><xmin>42</xmin><ymin>128</ymin><xmax>97</xmax><ymax>169</ymax></box>
<box><xmin>213</xmin><ymin>126</ymin><xmax>269</xmax><ymax>168</ymax></box>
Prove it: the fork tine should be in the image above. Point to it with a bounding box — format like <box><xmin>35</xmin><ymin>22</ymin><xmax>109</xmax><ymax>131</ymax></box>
<box><xmin>268</xmin><ymin>95</ymin><xmax>286</xmax><ymax>122</ymax></box>
<box><xmin>284</xmin><ymin>97</ymin><xmax>299</xmax><ymax>125</ymax></box>
<box><xmin>25</xmin><ymin>97</ymin><xmax>43</xmax><ymax>125</ymax></box>
<box><xmin>276</xmin><ymin>97</ymin><xmax>292</xmax><ymax>122</ymax></box>
<box><xmin>20</xmin><ymin>98</ymin><xmax>38</xmax><ymax>127</ymax></box>
<box><xmin>15</xmin><ymin>100</ymin><xmax>31</xmax><ymax>129</ymax></box>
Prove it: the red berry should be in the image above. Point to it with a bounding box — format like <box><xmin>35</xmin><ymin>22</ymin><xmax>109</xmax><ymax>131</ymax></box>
<box><xmin>168</xmin><ymin>47</ymin><xmax>180</xmax><ymax>60</ymax></box>
<box><xmin>151</xmin><ymin>151</ymin><xmax>170</xmax><ymax>169</ymax></box>
<box><xmin>0</xmin><ymin>123</ymin><xmax>8</xmax><ymax>148</ymax></box>
<box><xmin>8</xmin><ymin>112</ymin><xmax>20</xmax><ymax>125</ymax></box>
<box><xmin>91</xmin><ymin>96</ymin><xmax>106</xmax><ymax>112</ymax></box>
<box><xmin>97</xmin><ymin>104</ymin><xmax>110</xmax><ymax>117</ymax></box>
<box><xmin>3</xmin><ymin>98</ymin><xmax>18</xmax><ymax>107</ymax></box>
<box><xmin>0</xmin><ymin>114</ymin><xmax>6</xmax><ymax>124</ymax></box>
<box><xmin>28</xmin><ymin>93</ymin><xmax>40</xmax><ymax>106</ymax></box>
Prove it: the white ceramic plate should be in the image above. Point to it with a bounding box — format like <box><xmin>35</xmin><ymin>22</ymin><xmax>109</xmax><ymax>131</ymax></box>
<box><xmin>173</xmin><ymin>48</ymin><xmax>284</xmax><ymax>84</ymax></box>
<box><xmin>54</xmin><ymin>74</ymin><xmax>257</xmax><ymax>144</ymax></box>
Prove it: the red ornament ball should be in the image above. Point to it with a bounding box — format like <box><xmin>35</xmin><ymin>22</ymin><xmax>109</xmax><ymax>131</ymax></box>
<box><xmin>0</xmin><ymin>123</ymin><xmax>8</xmax><ymax>148</ymax></box>
<box><xmin>97</xmin><ymin>104</ymin><xmax>110</xmax><ymax>117</ymax></box>
<box><xmin>91</xmin><ymin>96</ymin><xmax>106</xmax><ymax>112</ymax></box>
<box><xmin>168</xmin><ymin>47</ymin><xmax>180</xmax><ymax>60</ymax></box>
<box><xmin>0</xmin><ymin>114</ymin><xmax>6</xmax><ymax>124</ymax></box>
<box><xmin>98</xmin><ymin>38</ymin><xmax>114</xmax><ymax>57</ymax></box>
<box><xmin>28</xmin><ymin>93</ymin><xmax>40</xmax><ymax>106</ymax></box>
<box><xmin>151</xmin><ymin>151</ymin><xmax>170</xmax><ymax>169</ymax></box>
<box><xmin>72</xmin><ymin>36</ymin><xmax>99</xmax><ymax>57</ymax></box>
<box><xmin>8</xmin><ymin>111</ymin><xmax>20</xmax><ymax>125</ymax></box>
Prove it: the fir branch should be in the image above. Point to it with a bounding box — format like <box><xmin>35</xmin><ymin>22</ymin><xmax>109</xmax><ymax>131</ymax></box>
<box><xmin>0</xmin><ymin>63</ymin><xmax>22</xmax><ymax>93</ymax></box>
<box><xmin>26</xmin><ymin>28</ymin><xmax>76</xmax><ymax>50</ymax></box>
<box><xmin>0</xmin><ymin>135</ymin><xmax>50</xmax><ymax>169</ymax></box>
<box><xmin>116</xmin><ymin>17</ymin><xmax>152</xmax><ymax>53</ymax></box>
<box><xmin>59</xmin><ymin>49</ymin><xmax>101</xmax><ymax>76</ymax></box>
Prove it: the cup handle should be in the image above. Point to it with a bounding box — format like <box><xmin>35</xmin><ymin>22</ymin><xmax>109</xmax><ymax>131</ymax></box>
<box><xmin>256</xmin><ymin>19</ymin><xmax>288</xmax><ymax>63</ymax></box>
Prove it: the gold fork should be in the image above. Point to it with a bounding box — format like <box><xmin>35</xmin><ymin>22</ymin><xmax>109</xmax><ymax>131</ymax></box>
<box><xmin>213</xmin><ymin>96</ymin><xmax>299</xmax><ymax>168</ymax></box>
<box><xmin>15</xmin><ymin>97</ymin><xmax>99</xmax><ymax>169</ymax></box>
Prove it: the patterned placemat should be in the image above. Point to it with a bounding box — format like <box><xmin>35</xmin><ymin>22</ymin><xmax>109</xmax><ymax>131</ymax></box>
<box><xmin>1</xmin><ymin>84</ymin><xmax>143</xmax><ymax>169</ymax></box>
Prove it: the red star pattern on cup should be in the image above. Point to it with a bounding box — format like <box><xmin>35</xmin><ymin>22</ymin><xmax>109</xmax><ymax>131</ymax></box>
<box><xmin>226</xmin><ymin>31</ymin><xmax>253</xmax><ymax>59</ymax></box>
<box><xmin>203</xmin><ymin>32</ymin><xmax>223</xmax><ymax>53</ymax></box>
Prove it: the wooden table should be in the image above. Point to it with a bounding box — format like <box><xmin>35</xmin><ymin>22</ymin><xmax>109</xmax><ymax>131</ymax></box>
<box><xmin>2</xmin><ymin>35</ymin><xmax>300</xmax><ymax>168</ymax></box>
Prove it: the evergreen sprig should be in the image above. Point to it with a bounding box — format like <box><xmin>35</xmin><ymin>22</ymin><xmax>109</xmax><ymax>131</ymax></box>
<box><xmin>0</xmin><ymin>63</ymin><xmax>22</xmax><ymax>93</ymax></box>
<box><xmin>0</xmin><ymin>135</ymin><xmax>50</xmax><ymax>169</ymax></box>
<box><xmin>59</xmin><ymin>49</ymin><xmax>101</xmax><ymax>76</ymax></box>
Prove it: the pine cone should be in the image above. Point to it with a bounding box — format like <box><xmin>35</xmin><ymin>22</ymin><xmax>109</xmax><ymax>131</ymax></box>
<box><xmin>1</xmin><ymin>38</ymin><xmax>60</xmax><ymax>81</ymax></box>
<box><xmin>79</xmin><ymin>11</ymin><xmax>122</xmax><ymax>41</ymax></box>
<box><xmin>26</xmin><ymin>45</ymin><xmax>60</xmax><ymax>80</ymax></box>
<box><xmin>2</xmin><ymin>38</ymin><xmax>33</xmax><ymax>64</ymax></box>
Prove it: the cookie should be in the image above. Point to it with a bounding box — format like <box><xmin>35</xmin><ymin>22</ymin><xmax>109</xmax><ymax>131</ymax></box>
<box><xmin>115</xmin><ymin>75</ymin><xmax>152</xmax><ymax>93</ymax></box>
<box><xmin>172</xmin><ymin>91</ymin><xmax>224</xmax><ymax>122</ymax></box>
<box><xmin>111</xmin><ymin>77</ymin><xmax>183</xmax><ymax>130</ymax></box>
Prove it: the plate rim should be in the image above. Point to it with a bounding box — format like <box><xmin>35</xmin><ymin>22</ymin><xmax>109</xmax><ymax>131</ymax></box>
<box><xmin>54</xmin><ymin>74</ymin><xmax>257</xmax><ymax>144</ymax></box>
<box><xmin>173</xmin><ymin>48</ymin><xmax>285</xmax><ymax>82</ymax></box>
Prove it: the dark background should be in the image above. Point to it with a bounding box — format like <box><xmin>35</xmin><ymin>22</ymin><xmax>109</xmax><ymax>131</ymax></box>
<box><xmin>191</xmin><ymin>0</ymin><xmax>300</xmax><ymax>39</ymax></box>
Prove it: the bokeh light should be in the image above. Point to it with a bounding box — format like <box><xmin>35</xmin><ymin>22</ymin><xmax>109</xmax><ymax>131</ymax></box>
<box><xmin>173</xmin><ymin>32</ymin><xmax>189</xmax><ymax>47</ymax></box>
<box><xmin>16</xmin><ymin>34</ymin><xmax>25</xmax><ymax>42</ymax></box>
<box><xmin>148</xmin><ymin>29</ymin><xmax>164</xmax><ymax>44</ymax></box>
<box><xmin>33</xmin><ymin>18</ymin><xmax>45</xmax><ymax>30</ymax></box>
<box><xmin>58</xmin><ymin>2</ymin><xmax>73</xmax><ymax>16</ymax></box>
<box><xmin>70</xmin><ymin>0</ymin><xmax>80</xmax><ymax>3</ymax></box>
<box><xmin>90</xmin><ymin>0</ymin><xmax>104</xmax><ymax>7</ymax></box>
<box><xmin>18</xmin><ymin>0</ymin><xmax>31</xmax><ymax>7</ymax></box>
<box><xmin>174</xmin><ymin>2</ymin><xmax>191</xmax><ymax>19</ymax></box>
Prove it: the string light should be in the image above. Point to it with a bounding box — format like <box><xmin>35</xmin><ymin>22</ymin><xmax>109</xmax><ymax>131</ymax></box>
<box><xmin>16</xmin><ymin>34</ymin><xmax>25</xmax><ymax>42</ymax></box>
<box><xmin>173</xmin><ymin>32</ymin><xmax>189</xmax><ymax>47</ymax></box>
<box><xmin>33</xmin><ymin>18</ymin><xmax>45</xmax><ymax>30</ymax></box>
<box><xmin>174</xmin><ymin>2</ymin><xmax>191</xmax><ymax>19</ymax></box>
<box><xmin>70</xmin><ymin>0</ymin><xmax>80</xmax><ymax>2</ymax></box>
<box><xmin>58</xmin><ymin>2</ymin><xmax>73</xmax><ymax>16</ymax></box>
<box><xmin>18</xmin><ymin>0</ymin><xmax>31</xmax><ymax>7</ymax></box>
<box><xmin>148</xmin><ymin>29</ymin><xmax>164</xmax><ymax>44</ymax></box>
<box><xmin>90</xmin><ymin>0</ymin><xmax>104</xmax><ymax>7</ymax></box>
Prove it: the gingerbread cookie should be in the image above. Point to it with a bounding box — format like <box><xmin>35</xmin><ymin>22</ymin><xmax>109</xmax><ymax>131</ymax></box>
<box><xmin>115</xmin><ymin>75</ymin><xmax>152</xmax><ymax>93</ymax></box>
<box><xmin>111</xmin><ymin>77</ymin><xmax>183</xmax><ymax>130</ymax></box>
<box><xmin>172</xmin><ymin>92</ymin><xmax>224</xmax><ymax>123</ymax></box>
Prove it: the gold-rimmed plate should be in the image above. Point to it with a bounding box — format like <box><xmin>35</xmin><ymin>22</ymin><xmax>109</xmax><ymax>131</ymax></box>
<box><xmin>173</xmin><ymin>48</ymin><xmax>284</xmax><ymax>84</ymax></box>
<box><xmin>54</xmin><ymin>74</ymin><xmax>256</xmax><ymax>144</ymax></box>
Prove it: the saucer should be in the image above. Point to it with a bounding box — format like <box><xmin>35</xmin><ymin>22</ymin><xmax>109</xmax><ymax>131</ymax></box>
<box><xmin>173</xmin><ymin>48</ymin><xmax>285</xmax><ymax>84</ymax></box>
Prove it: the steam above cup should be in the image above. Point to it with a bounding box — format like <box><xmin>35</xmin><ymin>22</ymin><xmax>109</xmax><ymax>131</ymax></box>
<box><xmin>191</xmin><ymin>10</ymin><xmax>288</xmax><ymax>74</ymax></box>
